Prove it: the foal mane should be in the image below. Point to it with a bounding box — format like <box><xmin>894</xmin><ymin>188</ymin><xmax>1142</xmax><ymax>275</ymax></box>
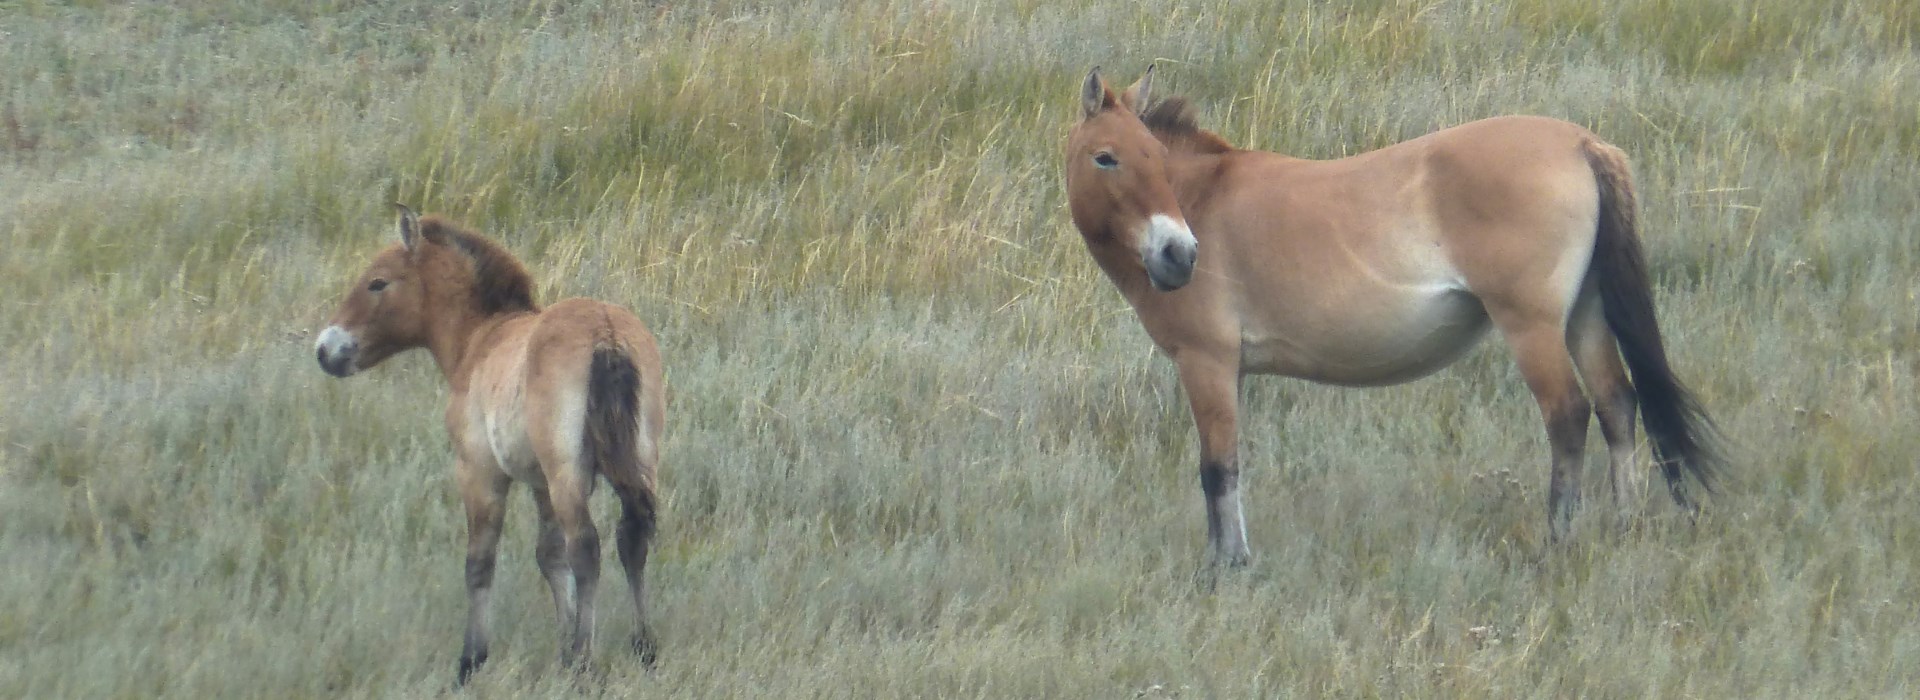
<box><xmin>1136</xmin><ymin>96</ymin><xmax>1234</xmax><ymax>155</ymax></box>
<box><xmin>419</xmin><ymin>215</ymin><xmax>539</xmax><ymax>315</ymax></box>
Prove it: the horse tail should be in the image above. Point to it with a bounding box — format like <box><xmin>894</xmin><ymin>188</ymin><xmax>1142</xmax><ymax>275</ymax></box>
<box><xmin>1582</xmin><ymin>138</ymin><xmax>1724</xmax><ymax>509</ymax></box>
<box><xmin>586</xmin><ymin>347</ymin><xmax>656</xmax><ymax>541</ymax></box>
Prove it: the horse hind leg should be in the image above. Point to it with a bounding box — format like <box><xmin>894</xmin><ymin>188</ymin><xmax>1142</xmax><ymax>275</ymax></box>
<box><xmin>1567</xmin><ymin>285</ymin><xmax>1643</xmax><ymax>514</ymax></box>
<box><xmin>1494</xmin><ymin>315</ymin><xmax>1593</xmax><ymax>541</ymax></box>
<box><xmin>457</xmin><ymin>465</ymin><xmax>512</xmax><ymax>686</ymax></box>
<box><xmin>526</xmin><ymin>434</ymin><xmax>602</xmax><ymax>671</ymax></box>
<box><xmin>544</xmin><ymin>474</ymin><xmax>601</xmax><ymax>670</ymax></box>
<box><xmin>531</xmin><ymin>491</ymin><xmax>576</xmax><ymax>654</ymax></box>
<box><xmin>607</xmin><ymin>474</ymin><xmax>657</xmax><ymax>665</ymax></box>
<box><xmin>584</xmin><ymin>347</ymin><xmax>659</xmax><ymax>664</ymax></box>
<box><xmin>595</xmin><ymin>434</ymin><xmax>658</xmax><ymax>666</ymax></box>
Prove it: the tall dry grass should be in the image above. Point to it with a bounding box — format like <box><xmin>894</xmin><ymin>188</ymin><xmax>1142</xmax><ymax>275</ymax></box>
<box><xmin>2</xmin><ymin>0</ymin><xmax>1916</xmax><ymax>696</ymax></box>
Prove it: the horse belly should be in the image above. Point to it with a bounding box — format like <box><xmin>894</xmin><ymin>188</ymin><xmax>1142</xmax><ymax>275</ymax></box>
<box><xmin>456</xmin><ymin>369</ymin><xmax>545</xmax><ymax>486</ymax></box>
<box><xmin>483</xmin><ymin>404</ymin><xmax>542</xmax><ymax>484</ymax></box>
<box><xmin>1241</xmin><ymin>289</ymin><xmax>1489</xmax><ymax>386</ymax></box>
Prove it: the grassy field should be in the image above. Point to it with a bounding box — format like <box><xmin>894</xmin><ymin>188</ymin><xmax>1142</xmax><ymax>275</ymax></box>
<box><xmin>2</xmin><ymin>0</ymin><xmax>1917</xmax><ymax>696</ymax></box>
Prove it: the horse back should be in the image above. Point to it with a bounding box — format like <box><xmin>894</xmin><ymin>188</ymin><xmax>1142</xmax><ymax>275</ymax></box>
<box><xmin>1204</xmin><ymin>115</ymin><xmax>1604</xmax><ymax>300</ymax></box>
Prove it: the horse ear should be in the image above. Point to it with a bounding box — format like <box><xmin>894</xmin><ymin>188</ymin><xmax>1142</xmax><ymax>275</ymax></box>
<box><xmin>393</xmin><ymin>203</ymin><xmax>421</xmax><ymax>252</ymax></box>
<box><xmin>1122</xmin><ymin>63</ymin><xmax>1155</xmax><ymax>112</ymax></box>
<box><xmin>1081</xmin><ymin>66</ymin><xmax>1116</xmax><ymax>118</ymax></box>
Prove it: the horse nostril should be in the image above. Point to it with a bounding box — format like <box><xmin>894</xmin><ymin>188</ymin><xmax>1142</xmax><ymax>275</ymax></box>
<box><xmin>316</xmin><ymin>344</ymin><xmax>357</xmax><ymax>377</ymax></box>
<box><xmin>1163</xmin><ymin>244</ymin><xmax>1195</xmax><ymax>268</ymax></box>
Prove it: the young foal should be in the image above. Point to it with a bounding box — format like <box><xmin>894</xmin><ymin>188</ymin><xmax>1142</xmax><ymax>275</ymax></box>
<box><xmin>315</xmin><ymin>206</ymin><xmax>664</xmax><ymax>683</ymax></box>
<box><xmin>1065</xmin><ymin>67</ymin><xmax>1721</xmax><ymax>566</ymax></box>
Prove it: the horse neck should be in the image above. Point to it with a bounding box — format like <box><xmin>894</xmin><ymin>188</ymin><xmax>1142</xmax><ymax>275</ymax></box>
<box><xmin>421</xmin><ymin>298</ymin><xmax>521</xmax><ymax>392</ymax></box>
<box><xmin>1162</xmin><ymin>141</ymin><xmax>1234</xmax><ymax>215</ymax></box>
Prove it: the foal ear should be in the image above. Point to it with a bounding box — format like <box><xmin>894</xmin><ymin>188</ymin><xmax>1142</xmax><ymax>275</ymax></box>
<box><xmin>393</xmin><ymin>203</ymin><xmax>421</xmax><ymax>252</ymax></box>
<box><xmin>1122</xmin><ymin>63</ymin><xmax>1155</xmax><ymax>112</ymax></box>
<box><xmin>1081</xmin><ymin>66</ymin><xmax>1116</xmax><ymax>119</ymax></box>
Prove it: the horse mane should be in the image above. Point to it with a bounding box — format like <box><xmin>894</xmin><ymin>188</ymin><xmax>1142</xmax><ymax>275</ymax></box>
<box><xmin>419</xmin><ymin>215</ymin><xmax>539</xmax><ymax>315</ymax></box>
<box><xmin>1137</xmin><ymin>96</ymin><xmax>1234</xmax><ymax>155</ymax></box>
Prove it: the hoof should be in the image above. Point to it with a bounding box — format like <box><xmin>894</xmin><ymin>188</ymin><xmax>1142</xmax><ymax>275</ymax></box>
<box><xmin>456</xmin><ymin>652</ymin><xmax>488</xmax><ymax>686</ymax></box>
<box><xmin>632</xmin><ymin>631</ymin><xmax>659</xmax><ymax>668</ymax></box>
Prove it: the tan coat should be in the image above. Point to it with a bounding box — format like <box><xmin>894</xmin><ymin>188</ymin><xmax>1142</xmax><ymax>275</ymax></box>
<box><xmin>315</xmin><ymin>207</ymin><xmax>664</xmax><ymax>683</ymax></box>
<box><xmin>1066</xmin><ymin>68</ymin><xmax>1720</xmax><ymax>565</ymax></box>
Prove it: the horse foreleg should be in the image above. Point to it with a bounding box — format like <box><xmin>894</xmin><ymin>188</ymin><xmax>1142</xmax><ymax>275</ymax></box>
<box><xmin>1178</xmin><ymin>353</ymin><xmax>1249</xmax><ymax>567</ymax></box>
<box><xmin>457</xmin><ymin>465</ymin><xmax>511</xmax><ymax>686</ymax></box>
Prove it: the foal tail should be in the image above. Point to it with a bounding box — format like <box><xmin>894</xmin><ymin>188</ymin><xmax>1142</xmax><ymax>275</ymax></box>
<box><xmin>1582</xmin><ymin>139</ymin><xmax>1724</xmax><ymax>510</ymax></box>
<box><xmin>586</xmin><ymin>347</ymin><xmax>657</xmax><ymax>540</ymax></box>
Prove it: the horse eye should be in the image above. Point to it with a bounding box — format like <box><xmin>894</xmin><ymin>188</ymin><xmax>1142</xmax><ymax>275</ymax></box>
<box><xmin>367</xmin><ymin>279</ymin><xmax>389</xmax><ymax>293</ymax></box>
<box><xmin>1093</xmin><ymin>152</ymin><xmax>1120</xmax><ymax>169</ymax></box>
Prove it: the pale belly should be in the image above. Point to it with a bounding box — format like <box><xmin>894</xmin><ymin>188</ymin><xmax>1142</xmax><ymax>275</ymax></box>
<box><xmin>453</xmin><ymin>357</ymin><xmax>546</xmax><ymax>486</ymax></box>
<box><xmin>1239</xmin><ymin>287</ymin><xmax>1490</xmax><ymax>386</ymax></box>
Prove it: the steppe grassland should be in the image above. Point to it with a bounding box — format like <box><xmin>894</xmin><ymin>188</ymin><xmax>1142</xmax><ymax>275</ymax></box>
<box><xmin>1</xmin><ymin>0</ymin><xmax>1916</xmax><ymax>696</ymax></box>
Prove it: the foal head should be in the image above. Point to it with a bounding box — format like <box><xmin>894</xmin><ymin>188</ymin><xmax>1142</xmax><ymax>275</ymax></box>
<box><xmin>315</xmin><ymin>205</ymin><xmax>536</xmax><ymax>378</ymax></box>
<box><xmin>1065</xmin><ymin>66</ymin><xmax>1197</xmax><ymax>291</ymax></box>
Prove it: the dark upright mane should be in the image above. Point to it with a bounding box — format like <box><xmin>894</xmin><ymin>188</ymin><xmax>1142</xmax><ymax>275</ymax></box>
<box><xmin>420</xmin><ymin>215</ymin><xmax>539</xmax><ymax>315</ymax></box>
<box><xmin>1137</xmin><ymin>96</ymin><xmax>1234</xmax><ymax>155</ymax></box>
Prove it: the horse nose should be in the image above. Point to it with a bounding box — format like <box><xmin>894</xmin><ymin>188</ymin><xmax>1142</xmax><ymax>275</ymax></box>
<box><xmin>316</xmin><ymin>345</ymin><xmax>355</xmax><ymax>377</ymax></box>
<box><xmin>1141</xmin><ymin>214</ymin><xmax>1196</xmax><ymax>291</ymax></box>
<box><xmin>1162</xmin><ymin>241</ymin><xmax>1196</xmax><ymax>269</ymax></box>
<box><xmin>315</xmin><ymin>326</ymin><xmax>358</xmax><ymax>378</ymax></box>
<box><xmin>1147</xmin><ymin>240</ymin><xmax>1197</xmax><ymax>291</ymax></box>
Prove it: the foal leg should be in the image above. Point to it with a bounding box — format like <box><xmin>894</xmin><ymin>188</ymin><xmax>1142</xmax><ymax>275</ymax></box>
<box><xmin>1495</xmin><ymin>319</ymin><xmax>1592</xmax><ymax>541</ymax></box>
<box><xmin>457</xmin><ymin>465</ymin><xmax>511</xmax><ymax>685</ymax></box>
<box><xmin>531</xmin><ymin>490</ymin><xmax>574</xmax><ymax>649</ymax></box>
<box><xmin>607</xmin><ymin>479</ymin><xmax>657</xmax><ymax>665</ymax></box>
<box><xmin>545</xmin><ymin>468</ymin><xmax>601</xmax><ymax>670</ymax></box>
<box><xmin>1567</xmin><ymin>288</ymin><xmax>1643</xmax><ymax>513</ymax></box>
<box><xmin>1178</xmin><ymin>352</ymin><xmax>1249</xmax><ymax>567</ymax></box>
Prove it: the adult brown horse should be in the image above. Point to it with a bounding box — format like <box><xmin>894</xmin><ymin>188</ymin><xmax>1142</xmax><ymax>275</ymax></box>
<box><xmin>315</xmin><ymin>205</ymin><xmax>665</xmax><ymax>683</ymax></box>
<box><xmin>1064</xmin><ymin>67</ymin><xmax>1721</xmax><ymax>567</ymax></box>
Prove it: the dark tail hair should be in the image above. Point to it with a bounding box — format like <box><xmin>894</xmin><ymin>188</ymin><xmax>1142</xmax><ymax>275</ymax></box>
<box><xmin>1583</xmin><ymin>140</ymin><xmax>1724</xmax><ymax>510</ymax></box>
<box><xmin>586</xmin><ymin>347</ymin><xmax>656</xmax><ymax>540</ymax></box>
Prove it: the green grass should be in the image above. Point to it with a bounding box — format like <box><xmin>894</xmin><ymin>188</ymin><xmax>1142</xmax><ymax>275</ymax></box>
<box><xmin>3</xmin><ymin>0</ymin><xmax>1917</xmax><ymax>696</ymax></box>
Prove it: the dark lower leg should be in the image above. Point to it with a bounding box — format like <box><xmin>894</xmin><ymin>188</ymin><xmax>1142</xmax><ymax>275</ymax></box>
<box><xmin>458</xmin><ymin>550</ymin><xmax>497</xmax><ymax>685</ymax></box>
<box><xmin>1200</xmin><ymin>458</ymin><xmax>1249</xmax><ymax>567</ymax></box>
<box><xmin>615</xmin><ymin>503</ymin><xmax>656</xmax><ymax>665</ymax></box>
<box><xmin>458</xmin><ymin>524</ymin><xmax>504</xmax><ymax>685</ymax></box>
<box><xmin>535</xmin><ymin>513</ymin><xmax>571</xmax><ymax>625</ymax></box>
<box><xmin>1591</xmin><ymin>387</ymin><xmax>1639</xmax><ymax>508</ymax></box>
<box><xmin>1545</xmin><ymin>396</ymin><xmax>1592</xmax><ymax>540</ymax></box>
<box><xmin>457</xmin><ymin>476</ymin><xmax>507</xmax><ymax>686</ymax></box>
<box><xmin>563</xmin><ymin>526</ymin><xmax>601</xmax><ymax>666</ymax></box>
